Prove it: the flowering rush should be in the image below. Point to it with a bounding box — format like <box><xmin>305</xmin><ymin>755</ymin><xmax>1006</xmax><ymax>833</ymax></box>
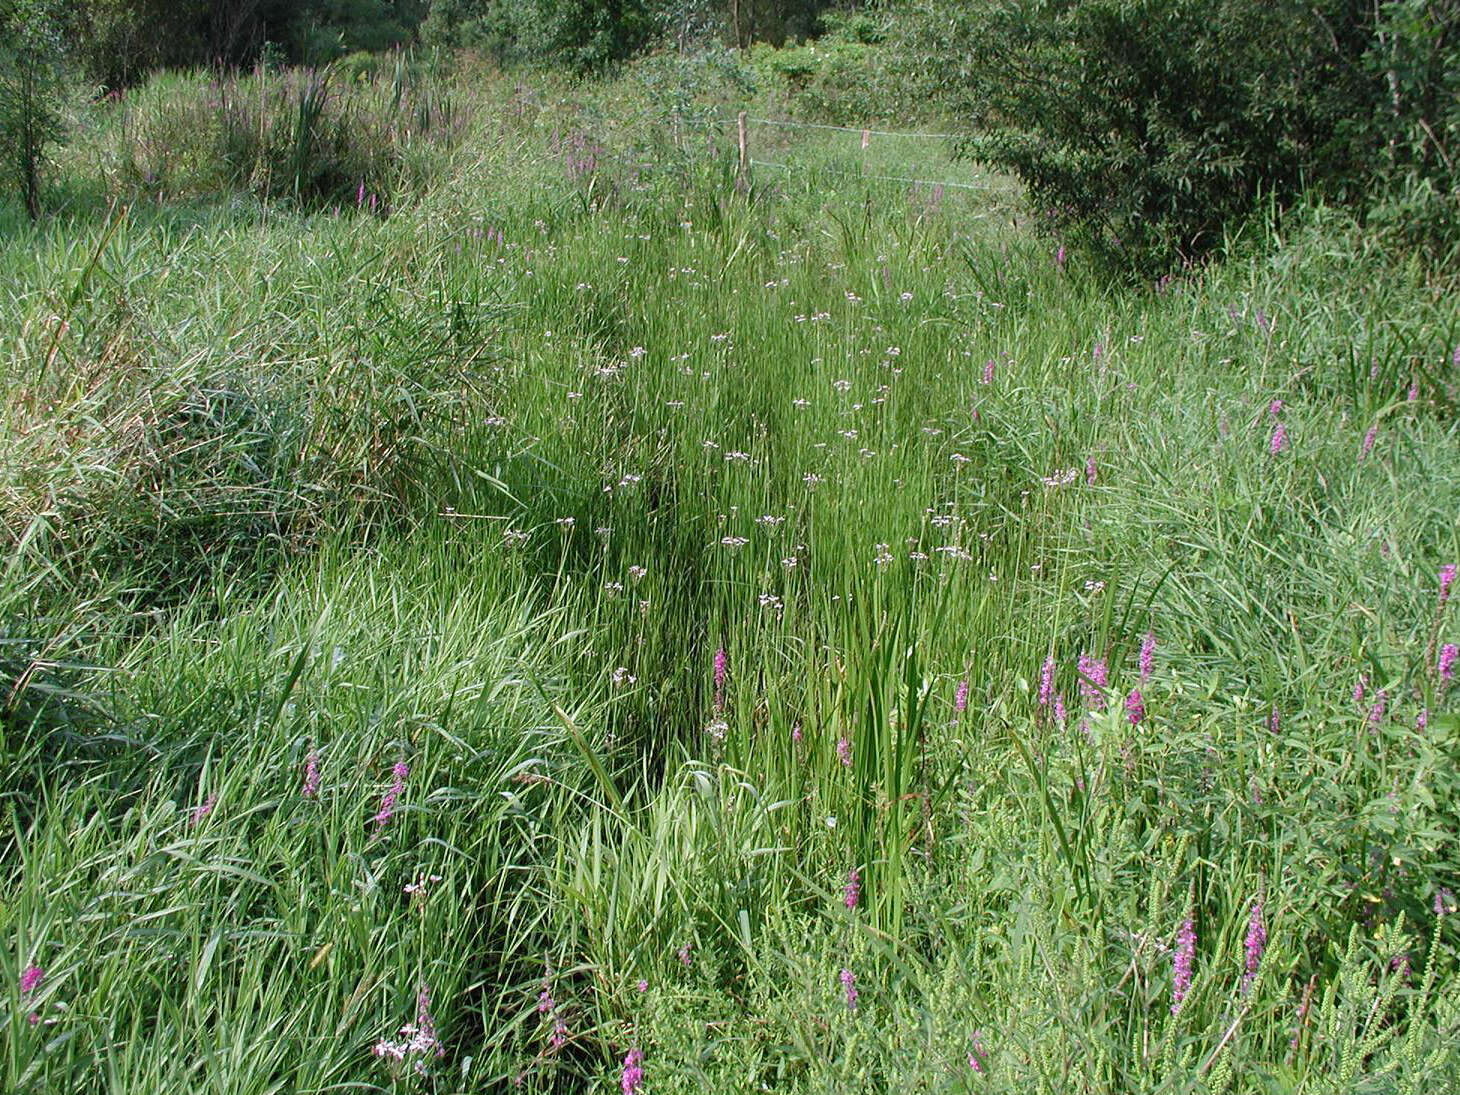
<box><xmin>374</xmin><ymin>761</ymin><xmax>409</xmax><ymax>831</ymax></box>
<box><xmin>373</xmin><ymin>984</ymin><xmax>444</xmax><ymax>1075</ymax></box>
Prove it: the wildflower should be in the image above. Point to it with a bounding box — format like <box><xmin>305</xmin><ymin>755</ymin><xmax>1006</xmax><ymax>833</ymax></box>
<box><xmin>1269</xmin><ymin>706</ymin><xmax>1280</xmax><ymax>734</ymax></box>
<box><xmin>20</xmin><ymin>964</ymin><xmax>42</xmax><ymax>996</ymax></box>
<box><xmin>1440</xmin><ymin>643</ymin><xmax>1457</xmax><ymax>684</ymax></box>
<box><xmin>1354</xmin><ymin>675</ymin><xmax>1367</xmax><ymax>707</ymax></box>
<box><xmin>982</xmin><ymin>359</ymin><xmax>995</xmax><ymax>385</ymax></box>
<box><xmin>840</xmin><ymin>967</ymin><xmax>858</xmax><ymax>1010</ymax></box>
<box><xmin>636</xmin><ymin>979</ymin><xmax>648</xmax><ymax>993</ymax></box>
<box><xmin>1125</xmin><ymin>689</ymin><xmax>1145</xmax><ymax>726</ymax></box>
<box><xmin>1085</xmin><ymin>456</ymin><xmax>1097</xmax><ymax>485</ymax></box>
<box><xmin>403</xmin><ymin>873</ymin><xmax>442</xmax><ymax>897</ymax></box>
<box><xmin>373</xmin><ymin>984</ymin><xmax>444</xmax><ymax>1075</ymax></box>
<box><xmin>1360</xmin><ymin>424</ymin><xmax>1378</xmax><ymax>460</ymax></box>
<box><xmin>1054</xmin><ymin>693</ymin><xmax>1067</xmax><ymax>725</ymax></box>
<box><xmin>1417</xmin><ymin>707</ymin><xmax>1429</xmax><ymax>731</ymax></box>
<box><xmin>1368</xmin><ymin>691</ymin><xmax>1387</xmax><ymax>727</ymax></box>
<box><xmin>1077</xmin><ymin>654</ymin><xmax>1108</xmax><ymax>710</ymax></box>
<box><xmin>1441</xmin><ymin>565</ymin><xmax>1457</xmax><ymax>604</ymax></box>
<box><xmin>678</xmin><ymin>943</ymin><xmax>692</xmax><ymax>967</ymax></box>
<box><xmin>1269</xmin><ymin>399</ymin><xmax>1283</xmax><ymax>417</ymax></box>
<box><xmin>1038</xmin><ymin>657</ymin><xmax>1056</xmax><ymax>707</ymax></box>
<box><xmin>1242</xmin><ymin>901</ymin><xmax>1266</xmax><ymax>994</ymax></box>
<box><xmin>844</xmin><ymin>869</ymin><xmax>861</xmax><ymax>911</ymax></box>
<box><xmin>302</xmin><ymin>751</ymin><xmax>320</xmax><ymax>798</ymax></box>
<box><xmin>968</xmin><ymin>1029</ymin><xmax>987</xmax><ymax>1072</ymax></box>
<box><xmin>1139</xmin><ymin>631</ymin><xmax>1156</xmax><ymax>681</ymax></box>
<box><xmin>713</xmin><ymin>646</ymin><xmax>728</xmax><ymax>709</ymax></box>
<box><xmin>1409</xmin><ymin>382</ymin><xmax>1419</xmax><ymax>402</ymax></box>
<box><xmin>621</xmin><ymin>1047</ymin><xmax>644</xmax><ymax>1094</ymax></box>
<box><xmin>792</xmin><ymin>722</ymin><xmax>803</xmax><ymax>744</ymax></box>
<box><xmin>954</xmin><ymin>678</ymin><xmax>970</xmax><ymax>716</ymax></box>
<box><xmin>374</xmin><ymin>762</ymin><xmax>409</xmax><ymax>831</ymax></box>
<box><xmin>191</xmin><ymin>794</ymin><xmax>217</xmax><ymax>826</ymax></box>
<box><xmin>837</xmin><ymin>737</ymin><xmax>853</xmax><ymax>767</ymax></box>
<box><xmin>1171</xmin><ymin>917</ymin><xmax>1195</xmax><ymax>1014</ymax></box>
<box><xmin>1269</xmin><ymin>423</ymin><xmax>1287</xmax><ymax>455</ymax></box>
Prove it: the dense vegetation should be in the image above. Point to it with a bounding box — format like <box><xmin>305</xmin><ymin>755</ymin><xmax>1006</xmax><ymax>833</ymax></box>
<box><xmin>2</xmin><ymin>8</ymin><xmax>1459</xmax><ymax>1095</ymax></box>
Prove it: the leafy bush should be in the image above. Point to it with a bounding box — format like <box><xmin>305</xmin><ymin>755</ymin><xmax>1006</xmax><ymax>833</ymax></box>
<box><xmin>916</xmin><ymin>0</ymin><xmax>1458</xmax><ymax>270</ymax></box>
<box><xmin>0</xmin><ymin>0</ymin><xmax>71</xmax><ymax>218</ymax></box>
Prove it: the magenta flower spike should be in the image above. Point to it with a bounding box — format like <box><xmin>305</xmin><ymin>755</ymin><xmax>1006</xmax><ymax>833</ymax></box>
<box><xmin>840</xmin><ymin>967</ymin><xmax>858</xmax><ymax>1010</ymax></box>
<box><xmin>1171</xmin><ymin>918</ymin><xmax>1195</xmax><ymax>1014</ymax></box>
<box><xmin>1269</xmin><ymin>423</ymin><xmax>1287</xmax><ymax>455</ymax></box>
<box><xmin>1139</xmin><ymin>631</ymin><xmax>1156</xmax><ymax>681</ymax></box>
<box><xmin>1242</xmin><ymin>902</ymin><xmax>1267</xmax><ymax>994</ymax></box>
<box><xmin>1125</xmin><ymin>688</ymin><xmax>1145</xmax><ymax>726</ymax></box>
<box><xmin>1441</xmin><ymin>565</ymin><xmax>1457</xmax><ymax>605</ymax></box>
<box><xmin>621</xmin><ymin>1047</ymin><xmax>644</xmax><ymax>1094</ymax></box>
<box><xmin>844</xmin><ymin>869</ymin><xmax>861</xmax><ymax>911</ymax></box>
<box><xmin>1440</xmin><ymin>643</ymin><xmax>1457</xmax><ymax>684</ymax></box>
<box><xmin>302</xmin><ymin>751</ymin><xmax>320</xmax><ymax>798</ymax></box>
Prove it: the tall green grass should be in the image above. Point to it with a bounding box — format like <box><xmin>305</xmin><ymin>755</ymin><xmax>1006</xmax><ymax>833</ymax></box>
<box><xmin>3</xmin><ymin>56</ymin><xmax>1459</xmax><ymax>1093</ymax></box>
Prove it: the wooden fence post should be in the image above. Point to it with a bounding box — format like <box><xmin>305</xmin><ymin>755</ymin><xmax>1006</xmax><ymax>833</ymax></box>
<box><xmin>737</xmin><ymin>111</ymin><xmax>749</xmax><ymax>191</ymax></box>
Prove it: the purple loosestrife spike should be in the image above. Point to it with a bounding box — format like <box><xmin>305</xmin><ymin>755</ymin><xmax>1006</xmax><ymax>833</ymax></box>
<box><xmin>1139</xmin><ymin>631</ymin><xmax>1156</xmax><ymax>681</ymax></box>
<box><xmin>1269</xmin><ymin>706</ymin><xmax>1281</xmax><ymax>734</ymax></box>
<box><xmin>837</xmin><ymin>737</ymin><xmax>853</xmax><ymax>767</ymax></box>
<box><xmin>968</xmin><ymin>1030</ymin><xmax>987</xmax><ymax>1072</ymax></box>
<box><xmin>1354</xmin><ymin>675</ymin><xmax>1367</xmax><ymax>707</ymax></box>
<box><xmin>1269</xmin><ymin>399</ymin><xmax>1283</xmax><ymax>417</ymax></box>
<box><xmin>1409</xmin><ymin>382</ymin><xmax>1419</xmax><ymax>402</ymax></box>
<box><xmin>1441</xmin><ymin>565</ymin><xmax>1457</xmax><ymax>604</ymax></box>
<box><xmin>302</xmin><ymin>751</ymin><xmax>320</xmax><ymax>798</ymax></box>
<box><xmin>1038</xmin><ymin>657</ymin><xmax>1056</xmax><ymax>707</ymax></box>
<box><xmin>1077</xmin><ymin>654</ymin><xmax>1108</xmax><ymax>710</ymax></box>
<box><xmin>1171</xmin><ymin>918</ymin><xmax>1195</xmax><ymax>1014</ymax></box>
<box><xmin>982</xmin><ymin>358</ymin><xmax>995</xmax><ymax>385</ymax></box>
<box><xmin>374</xmin><ymin>762</ymin><xmax>409</xmax><ymax>830</ymax></box>
<box><xmin>191</xmin><ymin>794</ymin><xmax>217</xmax><ymax>826</ymax></box>
<box><xmin>1055</xmin><ymin>244</ymin><xmax>1067</xmax><ymax>270</ymax></box>
<box><xmin>1243</xmin><ymin>902</ymin><xmax>1267</xmax><ymax>994</ymax></box>
<box><xmin>1125</xmin><ymin>688</ymin><xmax>1145</xmax><ymax>726</ymax></box>
<box><xmin>1054</xmin><ymin>693</ymin><xmax>1067</xmax><ymax>725</ymax></box>
<box><xmin>636</xmin><ymin>979</ymin><xmax>648</xmax><ymax>992</ymax></box>
<box><xmin>1269</xmin><ymin>423</ymin><xmax>1287</xmax><ymax>455</ymax></box>
<box><xmin>844</xmin><ymin>869</ymin><xmax>861</xmax><ymax>910</ymax></box>
<box><xmin>1417</xmin><ymin>707</ymin><xmax>1429</xmax><ymax>731</ymax></box>
<box><xmin>1368</xmin><ymin>691</ymin><xmax>1387</xmax><ymax>727</ymax></box>
<box><xmin>1361</xmin><ymin>424</ymin><xmax>1378</xmax><ymax>460</ymax></box>
<box><xmin>712</xmin><ymin>647</ymin><xmax>728</xmax><ymax>710</ymax></box>
<box><xmin>621</xmin><ymin>1047</ymin><xmax>644</xmax><ymax>1094</ymax></box>
<box><xmin>1086</xmin><ymin>456</ymin><xmax>1097</xmax><ymax>485</ymax></box>
<box><xmin>20</xmin><ymin>964</ymin><xmax>42</xmax><ymax>996</ymax></box>
<box><xmin>1440</xmin><ymin>643</ymin><xmax>1458</xmax><ymax>684</ymax></box>
<box><xmin>954</xmin><ymin>677</ymin><xmax>969</xmax><ymax>716</ymax></box>
<box><xmin>840</xmin><ymin>968</ymin><xmax>858</xmax><ymax>1010</ymax></box>
<box><xmin>678</xmin><ymin>943</ymin><xmax>692</xmax><ymax>967</ymax></box>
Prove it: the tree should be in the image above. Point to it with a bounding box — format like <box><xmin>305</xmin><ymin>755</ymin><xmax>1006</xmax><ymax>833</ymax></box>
<box><xmin>0</xmin><ymin>0</ymin><xmax>70</xmax><ymax>220</ymax></box>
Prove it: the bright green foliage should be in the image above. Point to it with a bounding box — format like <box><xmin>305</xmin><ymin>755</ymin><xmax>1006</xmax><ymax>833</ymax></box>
<box><xmin>3</xmin><ymin>54</ymin><xmax>1460</xmax><ymax>1094</ymax></box>
<box><xmin>915</xmin><ymin>0</ymin><xmax>1458</xmax><ymax>269</ymax></box>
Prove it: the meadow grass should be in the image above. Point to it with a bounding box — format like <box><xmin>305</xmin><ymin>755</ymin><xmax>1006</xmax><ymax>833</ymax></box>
<box><xmin>2</xmin><ymin>55</ymin><xmax>1460</xmax><ymax>1093</ymax></box>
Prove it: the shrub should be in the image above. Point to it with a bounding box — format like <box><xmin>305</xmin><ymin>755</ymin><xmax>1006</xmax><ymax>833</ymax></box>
<box><xmin>0</xmin><ymin>0</ymin><xmax>71</xmax><ymax>219</ymax></box>
<box><xmin>916</xmin><ymin>0</ymin><xmax>1458</xmax><ymax>270</ymax></box>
